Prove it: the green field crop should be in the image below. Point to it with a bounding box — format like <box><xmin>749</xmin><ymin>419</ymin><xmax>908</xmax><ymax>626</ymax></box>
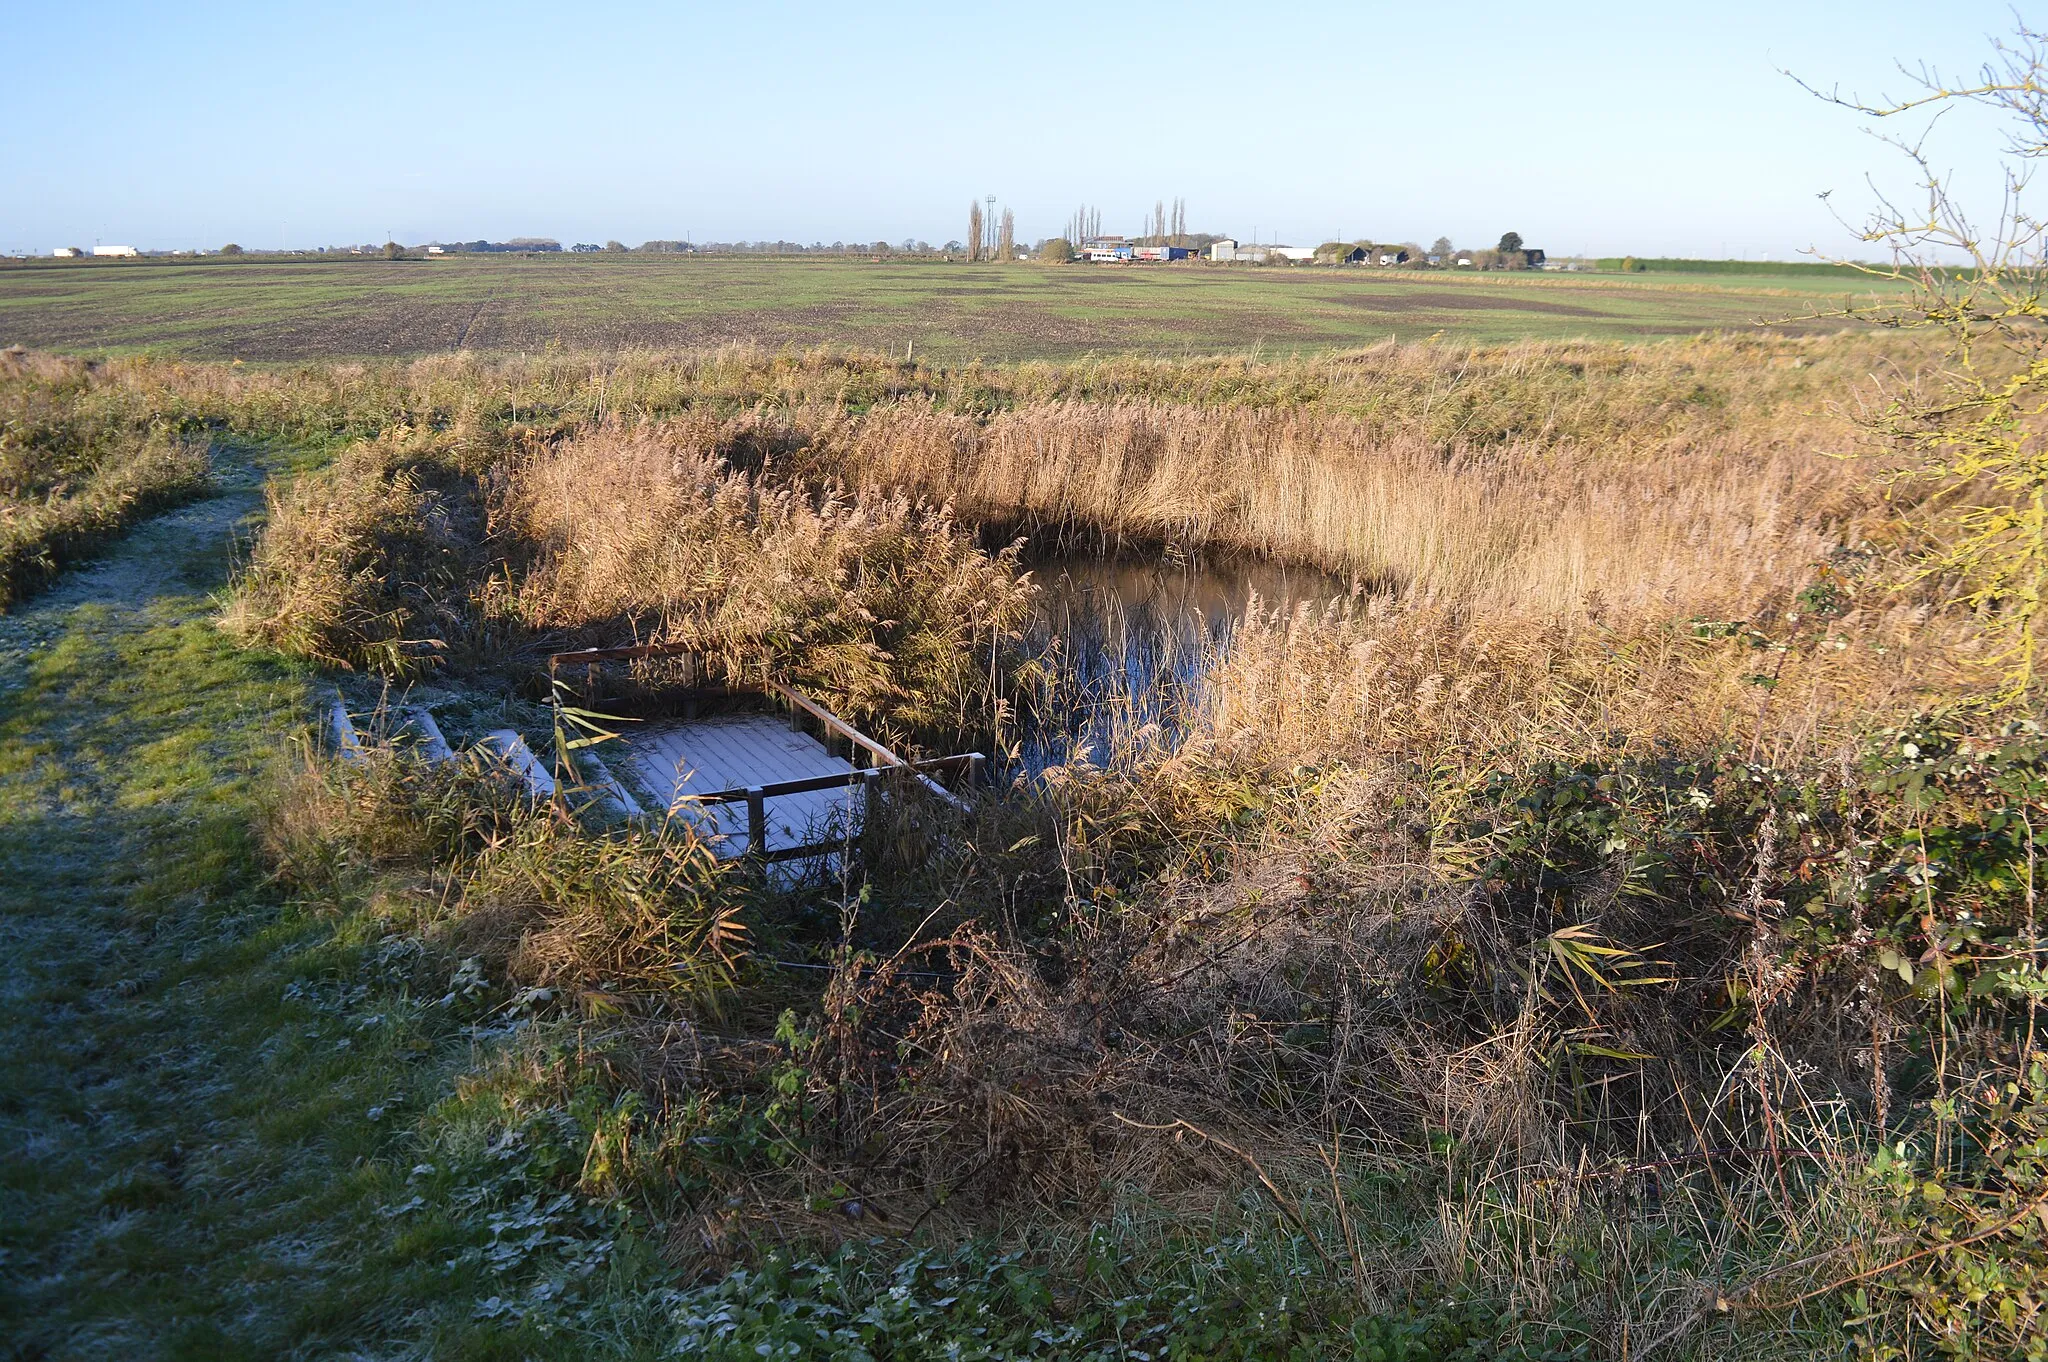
<box><xmin>0</xmin><ymin>254</ymin><xmax>1910</xmax><ymax>363</ymax></box>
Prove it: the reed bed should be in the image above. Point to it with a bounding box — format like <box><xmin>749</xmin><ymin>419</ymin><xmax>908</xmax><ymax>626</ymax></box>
<box><xmin>509</xmin><ymin>418</ymin><xmax>1036</xmax><ymax>740</ymax></box>
<box><xmin>826</xmin><ymin>398</ymin><xmax>1876</xmax><ymax>619</ymax></box>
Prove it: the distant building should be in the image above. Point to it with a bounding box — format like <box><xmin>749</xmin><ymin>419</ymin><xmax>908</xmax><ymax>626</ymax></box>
<box><xmin>1342</xmin><ymin>246</ymin><xmax>1370</xmax><ymax>264</ymax></box>
<box><xmin>1375</xmin><ymin>248</ymin><xmax>1410</xmax><ymax>266</ymax></box>
<box><xmin>1081</xmin><ymin>235</ymin><xmax>1133</xmax><ymax>262</ymax></box>
<box><xmin>425</xmin><ymin>245</ymin><xmax>445</xmax><ymax>255</ymax></box>
<box><xmin>1211</xmin><ymin>239</ymin><xmax>1313</xmax><ymax>263</ymax></box>
<box><xmin>1132</xmin><ymin>244</ymin><xmax>1194</xmax><ymax>261</ymax></box>
<box><xmin>92</xmin><ymin>245</ymin><xmax>138</xmax><ymax>257</ymax></box>
<box><xmin>1455</xmin><ymin>255</ymin><xmax>1474</xmax><ymax>267</ymax></box>
<box><xmin>52</xmin><ymin>247</ymin><xmax>81</xmax><ymax>258</ymax></box>
<box><xmin>1425</xmin><ymin>253</ymin><xmax>1444</xmax><ymax>266</ymax></box>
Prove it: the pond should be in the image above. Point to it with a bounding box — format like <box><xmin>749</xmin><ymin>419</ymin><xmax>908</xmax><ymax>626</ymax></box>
<box><xmin>1011</xmin><ymin>551</ymin><xmax>1353</xmax><ymax>770</ymax></box>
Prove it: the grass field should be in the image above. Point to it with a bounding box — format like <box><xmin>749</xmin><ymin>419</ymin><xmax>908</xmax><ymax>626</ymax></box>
<box><xmin>0</xmin><ymin>255</ymin><xmax>1910</xmax><ymax>362</ymax></box>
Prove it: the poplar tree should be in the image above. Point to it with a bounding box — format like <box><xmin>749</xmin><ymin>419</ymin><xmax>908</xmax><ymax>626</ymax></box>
<box><xmin>967</xmin><ymin>202</ymin><xmax>984</xmax><ymax>262</ymax></box>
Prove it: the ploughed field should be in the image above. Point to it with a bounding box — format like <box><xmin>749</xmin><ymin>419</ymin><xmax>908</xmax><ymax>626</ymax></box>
<box><xmin>0</xmin><ymin>254</ymin><xmax>1909</xmax><ymax>362</ymax></box>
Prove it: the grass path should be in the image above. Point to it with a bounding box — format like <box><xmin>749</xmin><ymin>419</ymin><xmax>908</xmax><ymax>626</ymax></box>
<box><xmin>0</xmin><ymin>457</ymin><xmax>514</xmax><ymax>1360</ymax></box>
<box><xmin>0</xmin><ymin>457</ymin><xmax>349</xmax><ymax>1359</ymax></box>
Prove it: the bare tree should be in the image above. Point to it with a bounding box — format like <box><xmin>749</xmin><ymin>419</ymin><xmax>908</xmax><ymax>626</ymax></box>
<box><xmin>967</xmin><ymin>201</ymin><xmax>984</xmax><ymax>262</ymax></box>
<box><xmin>1797</xmin><ymin>21</ymin><xmax>2048</xmax><ymax>693</ymax></box>
<box><xmin>997</xmin><ymin>208</ymin><xmax>1015</xmax><ymax>262</ymax></box>
<box><xmin>1066</xmin><ymin>204</ymin><xmax>1103</xmax><ymax>246</ymax></box>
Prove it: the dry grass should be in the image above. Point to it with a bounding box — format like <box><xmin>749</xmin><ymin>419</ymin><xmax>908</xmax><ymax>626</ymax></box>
<box><xmin>221</xmin><ymin>432</ymin><xmax>494</xmax><ymax>673</ymax></box>
<box><xmin>266</xmin><ymin>734</ymin><xmax>747</xmax><ymax>1004</ymax></box>
<box><xmin>818</xmin><ymin>335</ymin><xmax>1908</xmax><ymax>625</ymax></box>
<box><xmin>0</xmin><ymin>347</ymin><xmax>212</xmax><ymax>607</ymax></box>
<box><xmin>509</xmin><ymin>418</ymin><xmax>1036</xmax><ymax>741</ymax></box>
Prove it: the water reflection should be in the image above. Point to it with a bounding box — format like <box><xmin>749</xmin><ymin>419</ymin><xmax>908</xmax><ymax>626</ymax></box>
<box><xmin>1015</xmin><ymin>553</ymin><xmax>1351</xmax><ymax>771</ymax></box>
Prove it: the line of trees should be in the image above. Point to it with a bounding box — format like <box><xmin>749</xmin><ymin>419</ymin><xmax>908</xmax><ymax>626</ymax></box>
<box><xmin>1146</xmin><ymin>198</ymin><xmax>1188</xmax><ymax>245</ymax></box>
<box><xmin>965</xmin><ymin>199</ymin><xmax>1019</xmax><ymax>261</ymax></box>
<box><xmin>1065</xmin><ymin>205</ymin><xmax>1103</xmax><ymax>247</ymax></box>
<box><xmin>1062</xmin><ymin>198</ymin><xmax>1195</xmax><ymax>247</ymax></box>
<box><xmin>1297</xmin><ymin>232</ymin><xmax>1545</xmax><ymax>269</ymax></box>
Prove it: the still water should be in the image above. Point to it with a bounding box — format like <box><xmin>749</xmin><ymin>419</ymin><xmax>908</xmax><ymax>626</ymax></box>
<box><xmin>1013</xmin><ymin>552</ymin><xmax>1351</xmax><ymax>770</ymax></box>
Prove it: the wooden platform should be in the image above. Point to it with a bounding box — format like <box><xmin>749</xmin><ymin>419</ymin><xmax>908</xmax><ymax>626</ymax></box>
<box><xmin>618</xmin><ymin>714</ymin><xmax>863</xmax><ymax>859</ymax></box>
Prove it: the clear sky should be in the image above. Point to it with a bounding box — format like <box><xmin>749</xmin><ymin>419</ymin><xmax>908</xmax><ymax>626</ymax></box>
<box><xmin>0</xmin><ymin>0</ymin><xmax>2026</xmax><ymax>258</ymax></box>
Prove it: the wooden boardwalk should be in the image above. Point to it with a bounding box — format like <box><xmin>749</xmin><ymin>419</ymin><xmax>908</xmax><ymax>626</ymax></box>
<box><xmin>618</xmin><ymin>714</ymin><xmax>863</xmax><ymax>859</ymax></box>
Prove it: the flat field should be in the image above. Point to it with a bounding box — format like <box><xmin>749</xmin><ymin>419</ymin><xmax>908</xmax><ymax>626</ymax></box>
<box><xmin>0</xmin><ymin>255</ymin><xmax>1908</xmax><ymax>362</ymax></box>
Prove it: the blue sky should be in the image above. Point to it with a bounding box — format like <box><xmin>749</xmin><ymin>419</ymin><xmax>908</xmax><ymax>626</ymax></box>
<box><xmin>0</xmin><ymin>1</ymin><xmax>2025</xmax><ymax>257</ymax></box>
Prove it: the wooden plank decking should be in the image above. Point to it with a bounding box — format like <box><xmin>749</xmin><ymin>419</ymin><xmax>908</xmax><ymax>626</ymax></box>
<box><xmin>618</xmin><ymin>714</ymin><xmax>863</xmax><ymax>859</ymax></box>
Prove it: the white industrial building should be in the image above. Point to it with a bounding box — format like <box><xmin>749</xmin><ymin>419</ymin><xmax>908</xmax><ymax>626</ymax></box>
<box><xmin>1208</xmin><ymin>238</ymin><xmax>1314</xmax><ymax>263</ymax></box>
<box><xmin>92</xmin><ymin>245</ymin><xmax>139</xmax><ymax>257</ymax></box>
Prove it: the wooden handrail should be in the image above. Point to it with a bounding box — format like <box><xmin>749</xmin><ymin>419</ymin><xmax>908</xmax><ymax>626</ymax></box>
<box><xmin>671</xmin><ymin>753</ymin><xmax>982</xmax><ymax>808</ymax></box>
<box><xmin>674</xmin><ymin>766</ymin><xmax>889</xmax><ymax>806</ymax></box>
<box><xmin>765</xmin><ymin>680</ymin><xmax>904</xmax><ymax>766</ymax></box>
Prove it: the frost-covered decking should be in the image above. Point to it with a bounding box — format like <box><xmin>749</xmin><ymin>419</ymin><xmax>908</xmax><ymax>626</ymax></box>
<box><xmin>619</xmin><ymin>713</ymin><xmax>864</xmax><ymax>859</ymax></box>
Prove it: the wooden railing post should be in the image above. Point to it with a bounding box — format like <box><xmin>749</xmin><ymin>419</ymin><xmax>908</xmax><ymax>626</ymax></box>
<box><xmin>745</xmin><ymin>786</ymin><xmax>766</xmax><ymax>858</ymax></box>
